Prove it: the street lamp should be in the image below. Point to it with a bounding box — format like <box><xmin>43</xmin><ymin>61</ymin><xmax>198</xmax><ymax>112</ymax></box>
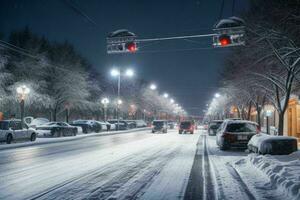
<box><xmin>215</xmin><ymin>93</ymin><xmax>221</xmax><ymax>98</ymax></box>
<box><xmin>110</xmin><ymin>68</ymin><xmax>134</xmax><ymax>130</ymax></box>
<box><xmin>125</xmin><ymin>69</ymin><xmax>134</xmax><ymax>77</ymax></box>
<box><xmin>163</xmin><ymin>93</ymin><xmax>169</xmax><ymax>98</ymax></box>
<box><xmin>170</xmin><ymin>99</ymin><xmax>174</xmax><ymax>104</ymax></box>
<box><xmin>16</xmin><ymin>85</ymin><xmax>30</xmax><ymax>128</ymax></box>
<box><xmin>101</xmin><ymin>97</ymin><xmax>110</xmax><ymax>121</ymax></box>
<box><xmin>149</xmin><ymin>83</ymin><xmax>157</xmax><ymax>90</ymax></box>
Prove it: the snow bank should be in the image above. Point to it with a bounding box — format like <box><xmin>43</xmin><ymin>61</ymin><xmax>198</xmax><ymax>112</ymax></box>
<box><xmin>248</xmin><ymin>133</ymin><xmax>298</xmax><ymax>155</ymax></box>
<box><xmin>243</xmin><ymin>153</ymin><xmax>300</xmax><ymax>200</ymax></box>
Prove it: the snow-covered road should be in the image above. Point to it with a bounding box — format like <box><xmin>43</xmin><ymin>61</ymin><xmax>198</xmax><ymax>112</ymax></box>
<box><xmin>0</xmin><ymin>129</ymin><xmax>294</xmax><ymax>200</ymax></box>
<box><xmin>0</xmin><ymin>129</ymin><xmax>199</xmax><ymax>200</ymax></box>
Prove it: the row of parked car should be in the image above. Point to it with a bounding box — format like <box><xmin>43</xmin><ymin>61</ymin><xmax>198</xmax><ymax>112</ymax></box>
<box><xmin>0</xmin><ymin>118</ymin><xmax>148</xmax><ymax>144</ymax></box>
<box><xmin>206</xmin><ymin>119</ymin><xmax>298</xmax><ymax>155</ymax></box>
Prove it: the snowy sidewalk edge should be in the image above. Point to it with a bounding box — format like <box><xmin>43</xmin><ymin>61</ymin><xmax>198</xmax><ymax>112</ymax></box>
<box><xmin>235</xmin><ymin>153</ymin><xmax>300</xmax><ymax>200</ymax></box>
<box><xmin>0</xmin><ymin>128</ymin><xmax>150</xmax><ymax>150</ymax></box>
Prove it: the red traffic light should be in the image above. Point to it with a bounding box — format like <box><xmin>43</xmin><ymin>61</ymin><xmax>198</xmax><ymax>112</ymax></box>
<box><xmin>125</xmin><ymin>42</ymin><xmax>137</xmax><ymax>53</ymax></box>
<box><xmin>219</xmin><ymin>34</ymin><xmax>231</xmax><ymax>46</ymax></box>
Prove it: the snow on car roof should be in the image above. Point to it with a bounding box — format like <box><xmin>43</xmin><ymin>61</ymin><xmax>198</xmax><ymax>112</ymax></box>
<box><xmin>224</xmin><ymin>119</ymin><xmax>258</xmax><ymax>125</ymax></box>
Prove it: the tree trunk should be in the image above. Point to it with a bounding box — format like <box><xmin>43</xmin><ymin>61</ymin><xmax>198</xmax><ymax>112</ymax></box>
<box><xmin>256</xmin><ymin>108</ymin><xmax>261</xmax><ymax>128</ymax></box>
<box><xmin>278</xmin><ymin>112</ymin><xmax>284</xmax><ymax>136</ymax></box>
<box><xmin>52</xmin><ymin>107</ymin><xmax>57</xmax><ymax>122</ymax></box>
<box><xmin>247</xmin><ymin>103</ymin><xmax>252</xmax><ymax>120</ymax></box>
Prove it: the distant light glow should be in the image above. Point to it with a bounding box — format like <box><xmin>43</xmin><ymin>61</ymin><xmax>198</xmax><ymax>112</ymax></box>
<box><xmin>125</xmin><ymin>69</ymin><xmax>134</xmax><ymax>77</ymax></box>
<box><xmin>163</xmin><ymin>93</ymin><xmax>169</xmax><ymax>98</ymax></box>
<box><xmin>215</xmin><ymin>93</ymin><xmax>221</xmax><ymax>98</ymax></box>
<box><xmin>117</xmin><ymin>99</ymin><xmax>123</xmax><ymax>105</ymax></box>
<box><xmin>111</xmin><ymin>69</ymin><xmax>120</xmax><ymax>77</ymax></box>
<box><xmin>170</xmin><ymin>99</ymin><xmax>174</xmax><ymax>103</ymax></box>
<box><xmin>101</xmin><ymin>97</ymin><xmax>110</xmax><ymax>105</ymax></box>
<box><xmin>150</xmin><ymin>84</ymin><xmax>157</xmax><ymax>90</ymax></box>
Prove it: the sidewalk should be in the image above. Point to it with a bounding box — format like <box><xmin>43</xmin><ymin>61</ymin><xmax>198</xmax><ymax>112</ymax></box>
<box><xmin>0</xmin><ymin>127</ymin><xmax>150</xmax><ymax>151</ymax></box>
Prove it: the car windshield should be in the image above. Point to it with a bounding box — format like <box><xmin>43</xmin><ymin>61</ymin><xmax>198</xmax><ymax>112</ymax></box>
<box><xmin>0</xmin><ymin>121</ymin><xmax>9</xmax><ymax>130</ymax></box>
<box><xmin>210</xmin><ymin>122</ymin><xmax>223</xmax><ymax>129</ymax></box>
<box><xmin>153</xmin><ymin>121</ymin><xmax>164</xmax><ymax>126</ymax></box>
<box><xmin>226</xmin><ymin>123</ymin><xmax>257</xmax><ymax>133</ymax></box>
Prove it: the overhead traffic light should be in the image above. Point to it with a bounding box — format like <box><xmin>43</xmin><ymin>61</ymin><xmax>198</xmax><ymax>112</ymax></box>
<box><xmin>107</xmin><ymin>29</ymin><xmax>138</xmax><ymax>54</ymax></box>
<box><xmin>218</xmin><ymin>34</ymin><xmax>231</xmax><ymax>46</ymax></box>
<box><xmin>212</xmin><ymin>16</ymin><xmax>245</xmax><ymax>48</ymax></box>
<box><xmin>125</xmin><ymin>42</ymin><xmax>137</xmax><ymax>53</ymax></box>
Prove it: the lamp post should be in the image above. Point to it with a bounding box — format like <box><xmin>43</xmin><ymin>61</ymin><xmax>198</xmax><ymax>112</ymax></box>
<box><xmin>16</xmin><ymin>85</ymin><xmax>30</xmax><ymax>128</ymax></box>
<box><xmin>111</xmin><ymin>68</ymin><xmax>134</xmax><ymax>130</ymax></box>
<box><xmin>101</xmin><ymin>97</ymin><xmax>110</xmax><ymax>121</ymax></box>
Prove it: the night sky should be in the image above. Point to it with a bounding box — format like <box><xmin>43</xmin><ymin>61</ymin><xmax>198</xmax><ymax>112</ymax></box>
<box><xmin>0</xmin><ymin>0</ymin><xmax>249</xmax><ymax>116</ymax></box>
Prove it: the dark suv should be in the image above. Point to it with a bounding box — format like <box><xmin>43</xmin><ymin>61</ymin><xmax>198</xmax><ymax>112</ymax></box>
<box><xmin>216</xmin><ymin>120</ymin><xmax>259</xmax><ymax>150</ymax></box>
<box><xmin>179</xmin><ymin>121</ymin><xmax>195</xmax><ymax>134</ymax></box>
<box><xmin>151</xmin><ymin>120</ymin><xmax>168</xmax><ymax>133</ymax></box>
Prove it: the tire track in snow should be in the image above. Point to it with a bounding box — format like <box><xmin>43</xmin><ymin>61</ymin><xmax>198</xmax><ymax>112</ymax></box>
<box><xmin>29</xmin><ymin>140</ymin><xmax>180</xmax><ymax>200</ymax></box>
<box><xmin>26</xmin><ymin>141</ymin><xmax>171</xmax><ymax>200</ymax></box>
<box><xmin>86</xmin><ymin>146</ymin><xmax>181</xmax><ymax>200</ymax></box>
<box><xmin>225</xmin><ymin>163</ymin><xmax>256</xmax><ymax>200</ymax></box>
<box><xmin>184</xmin><ymin>134</ymin><xmax>215</xmax><ymax>200</ymax></box>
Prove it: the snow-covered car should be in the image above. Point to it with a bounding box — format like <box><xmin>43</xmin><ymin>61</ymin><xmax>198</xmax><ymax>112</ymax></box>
<box><xmin>124</xmin><ymin>120</ymin><xmax>137</xmax><ymax>129</ymax></box>
<box><xmin>108</xmin><ymin>120</ymin><xmax>129</xmax><ymax>130</ymax></box>
<box><xmin>167</xmin><ymin>121</ymin><xmax>176</xmax><ymax>129</ymax></box>
<box><xmin>208</xmin><ymin>120</ymin><xmax>223</xmax><ymax>136</ymax></box>
<box><xmin>70</xmin><ymin>120</ymin><xmax>102</xmax><ymax>134</ymax></box>
<box><xmin>36</xmin><ymin>122</ymin><xmax>77</xmax><ymax>137</ymax></box>
<box><xmin>135</xmin><ymin>120</ymin><xmax>147</xmax><ymax>128</ymax></box>
<box><xmin>24</xmin><ymin>117</ymin><xmax>49</xmax><ymax>129</ymax></box>
<box><xmin>96</xmin><ymin>121</ymin><xmax>108</xmax><ymax>131</ymax></box>
<box><xmin>216</xmin><ymin>120</ymin><xmax>259</xmax><ymax>150</ymax></box>
<box><xmin>152</xmin><ymin>120</ymin><xmax>168</xmax><ymax>133</ymax></box>
<box><xmin>248</xmin><ymin>133</ymin><xmax>298</xmax><ymax>155</ymax></box>
<box><xmin>0</xmin><ymin>120</ymin><xmax>37</xmax><ymax>144</ymax></box>
<box><xmin>103</xmin><ymin>121</ymin><xmax>116</xmax><ymax>131</ymax></box>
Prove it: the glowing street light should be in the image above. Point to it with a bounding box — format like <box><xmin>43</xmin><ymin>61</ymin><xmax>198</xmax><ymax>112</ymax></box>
<box><xmin>150</xmin><ymin>83</ymin><xmax>157</xmax><ymax>90</ymax></box>
<box><xmin>125</xmin><ymin>68</ymin><xmax>134</xmax><ymax>77</ymax></box>
<box><xmin>215</xmin><ymin>93</ymin><xmax>221</xmax><ymax>98</ymax></box>
<box><xmin>110</xmin><ymin>68</ymin><xmax>120</xmax><ymax>77</ymax></box>
<box><xmin>117</xmin><ymin>99</ymin><xmax>123</xmax><ymax>105</ymax></box>
<box><xmin>16</xmin><ymin>85</ymin><xmax>30</xmax><ymax>128</ymax></box>
<box><xmin>170</xmin><ymin>99</ymin><xmax>174</xmax><ymax>104</ymax></box>
<box><xmin>163</xmin><ymin>93</ymin><xmax>169</xmax><ymax>98</ymax></box>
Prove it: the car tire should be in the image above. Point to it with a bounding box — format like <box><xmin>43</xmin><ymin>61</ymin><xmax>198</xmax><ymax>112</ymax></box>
<box><xmin>73</xmin><ymin>129</ymin><xmax>77</xmax><ymax>136</ymax></box>
<box><xmin>190</xmin><ymin>131</ymin><xmax>194</xmax><ymax>134</ymax></box>
<box><xmin>6</xmin><ymin>134</ymin><xmax>13</xmax><ymax>144</ymax></box>
<box><xmin>30</xmin><ymin>133</ymin><xmax>36</xmax><ymax>141</ymax></box>
<box><xmin>179</xmin><ymin>131</ymin><xmax>182</xmax><ymax>134</ymax></box>
<box><xmin>220</xmin><ymin>142</ymin><xmax>230</xmax><ymax>150</ymax></box>
<box><xmin>151</xmin><ymin>130</ymin><xmax>155</xmax><ymax>133</ymax></box>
